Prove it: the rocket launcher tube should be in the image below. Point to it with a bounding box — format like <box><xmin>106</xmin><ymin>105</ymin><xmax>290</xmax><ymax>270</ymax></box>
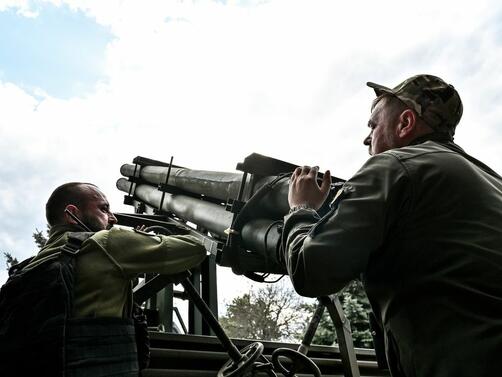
<box><xmin>120</xmin><ymin>164</ymin><xmax>251</xmax><ymax>202</ymax></box>
<box><xmin>120</xmin><ymin>163</ymin><xmax>291</xmax><ymax>217</ymax></box>
<box><xmin>117</xmin><ymin>178</ymin><xmax>233</xmax><ymax>237</ymax></box>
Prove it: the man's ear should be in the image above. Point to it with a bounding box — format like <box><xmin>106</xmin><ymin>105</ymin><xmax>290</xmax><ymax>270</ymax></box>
<box><xmin>64</xmin><ymin>204</ymin><xmax>80</xmax><ymax>225</ymax></box>
<box><xmin>397</xmin><ymin>109</ymin><xmax>417</xmax><ymax>138</ymax></box>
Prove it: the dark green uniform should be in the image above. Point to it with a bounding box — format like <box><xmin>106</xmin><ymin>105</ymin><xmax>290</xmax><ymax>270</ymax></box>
<box><xmin>282</xmin><ymin>139</ymin><xmax>502</xmax><ymax>377</ymax></box>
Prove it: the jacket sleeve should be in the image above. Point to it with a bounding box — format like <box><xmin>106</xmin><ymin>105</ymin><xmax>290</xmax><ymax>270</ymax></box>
<box><xmin>91</xmin><ymin>228</ymin><xmax>207</xmax><ymax>278</ymax></box>
<box><xmin>281</xmin><ymin>153</ymin><xmax>412</xmax><ymax>297</ymax></box>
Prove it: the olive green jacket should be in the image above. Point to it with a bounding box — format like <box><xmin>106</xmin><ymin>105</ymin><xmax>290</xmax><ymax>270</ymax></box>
<box><xmin>26</xmin><ymin>225</ymin><xmax>206</xmax><ymax>318</ymax></box>
<box><xmin>282</xmin><ymin>140</ymin><xmax>502</xmax><ymax>377</ymax></box>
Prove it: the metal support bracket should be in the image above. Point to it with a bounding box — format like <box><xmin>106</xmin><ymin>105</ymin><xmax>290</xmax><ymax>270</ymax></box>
<box><xmin>321</xmin><ymin>295</ymin><xmax>361</xmax><ymax>377</ymax></box>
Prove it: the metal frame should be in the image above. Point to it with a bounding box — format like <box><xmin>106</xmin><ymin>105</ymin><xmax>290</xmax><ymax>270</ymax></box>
<box><xmin>115</xmin><ymin>210</ymin><xmax>219</xmax><ymax>336</ymax></box>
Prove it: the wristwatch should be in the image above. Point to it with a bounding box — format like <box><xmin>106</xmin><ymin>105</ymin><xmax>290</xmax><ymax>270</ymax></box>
<box><xmin>288</xmin><ymin>204</ymin><xmax>315</xmax><ymax>214</ymax></box>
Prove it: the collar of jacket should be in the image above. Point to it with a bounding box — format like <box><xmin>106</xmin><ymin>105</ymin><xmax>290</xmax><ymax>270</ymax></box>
<box><xmin>47</xmin><ymin>224</ymin><xmax>88</xmax><ymax>243</ymax></box>
<box><xmin>409</xmin><ymin>132</ymin><xmax>454</xmax><ymax>146</ymax></box>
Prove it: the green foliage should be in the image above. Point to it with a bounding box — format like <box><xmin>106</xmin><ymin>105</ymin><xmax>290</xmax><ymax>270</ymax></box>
<box><xmin>220</xmin><ymin>280</ymin><xmax>374</xmax><ymax>348</ymax></box>
<box><xmin>341</xmin><ymin>292</ymin><xmax>373</xmax><ymax>348</ymax></box>
<box><xmin>32</xmin><ymin>226</ymin><xmax>49</xmax><ymax>249</ymax></box>
<box><xmin>220</xmin><ymin>282</ymin><xmax>305</xmax><ymax>341</ymax></box>
<box><xmin>302</xmin><ymin>280</ymin><xmax>374</xmax><ymax>348</ymax></box>
<box><xmin>2</xmin><ymin>226</ymin><xmax>49</xmax><ymax>271</ymax></box>
<box><xmin>3</xmin><ymin>252</ymin><xmax>19</xmax><ymax>270</ymax></box>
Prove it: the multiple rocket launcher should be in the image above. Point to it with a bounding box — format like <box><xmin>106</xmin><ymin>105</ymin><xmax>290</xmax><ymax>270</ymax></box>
<box><xmin>116</xmin><ymin>154</ymin><xmax>343</xmax><ymax>278</ymax></box>
<box><xmin>116</xmin><ymin>156</ymin><xmax>364</xmax><ymax>377</ymax></box>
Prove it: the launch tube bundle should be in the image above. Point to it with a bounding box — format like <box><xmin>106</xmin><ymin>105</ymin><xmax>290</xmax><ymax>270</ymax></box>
<box><xmin>116</xmin><ymin>153</ymin><xmax>344</xmax><ymax>279</ymax></box>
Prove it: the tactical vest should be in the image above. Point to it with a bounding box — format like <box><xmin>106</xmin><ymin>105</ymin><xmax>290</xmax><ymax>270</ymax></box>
<box><xmin>0</xmin><ymin>232</ymin><xmax>140</xmax><ymax>377</ymax></box>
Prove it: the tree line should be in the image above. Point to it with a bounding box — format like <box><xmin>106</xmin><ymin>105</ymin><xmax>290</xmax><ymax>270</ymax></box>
<box><xmin>220</xmin><ymin>279</ymin><xmax>373</xmax><ymax>348</ymax></box>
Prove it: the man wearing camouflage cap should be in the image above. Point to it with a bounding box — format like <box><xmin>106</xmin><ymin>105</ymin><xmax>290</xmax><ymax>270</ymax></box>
<box><xmin>282</xmin><ymin>74</ymin><xmax>502</xmax><ymax>376</ymax></box>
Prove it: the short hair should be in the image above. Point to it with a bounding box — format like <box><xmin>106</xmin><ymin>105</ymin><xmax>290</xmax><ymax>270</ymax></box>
<box><xmin>372</xmin><ymin>94</ymin><xmax>425</xmax><ymax>125</ymax></box>
<box><xmin>371</xmin><ymin>94</ymin><xmax>407</xmax><ymax>114</ymax></box>
<box><xmin>45</xmin><ymin>182</ymin><xmax>97</xmax><ymax>226</ymax></box>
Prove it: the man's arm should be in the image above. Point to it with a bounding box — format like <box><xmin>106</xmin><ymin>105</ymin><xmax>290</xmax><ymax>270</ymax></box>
<box><xmin>282</xmin><ymin>153</ymin><xmax>411</xmax><ymax>297</ymax></box>
<box><xmin>92</xmin><ymin>229</ymin><xmax>207</xmax><ymax>278</ymax></box>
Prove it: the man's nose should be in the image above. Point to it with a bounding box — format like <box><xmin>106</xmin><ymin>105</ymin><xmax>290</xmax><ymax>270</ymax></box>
<box><xmin>363</xmin><ymin>133</ymin><xmax>371</xmax><ymax>146</ymax></box>
<box><xmin>109</xmin><ymin>212</ymin><xmax>118</xmax><ymax>225</ymax></box>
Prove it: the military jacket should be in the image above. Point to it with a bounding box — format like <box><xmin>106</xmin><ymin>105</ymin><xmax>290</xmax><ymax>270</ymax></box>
<box><xmin>282</xmin><ymin>140</ymin><xmax>502</xmax><ymax>377</ymax></box>
<box><xmin>26</xmin><ymin>224</ymin><xmax>206</xmax><ymax>318</ymax></box>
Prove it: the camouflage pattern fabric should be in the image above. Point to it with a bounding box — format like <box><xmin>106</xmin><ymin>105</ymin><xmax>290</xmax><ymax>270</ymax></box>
<box><xmin>367</xmin><ymin>74</ymin><xmax>463</xmax><ymax>138</ymax></box>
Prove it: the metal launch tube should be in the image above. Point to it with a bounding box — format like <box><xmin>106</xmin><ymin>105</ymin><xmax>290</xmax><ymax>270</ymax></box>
<box><xmin>119</xmin><ymin>164</ymin><xmax>291</xmax><ymax>217</ymax></box>
<box><xmin>117</xmin><ymin>178</ymin><xmax>233</xmax><ymax>236</ymax></box>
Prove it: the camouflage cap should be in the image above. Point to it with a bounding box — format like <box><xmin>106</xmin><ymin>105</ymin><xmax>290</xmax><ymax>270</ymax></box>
<box><xmin>367</xmin><ymin>74</ymin><xmax>463</xmax><ymax>138</ymax></box>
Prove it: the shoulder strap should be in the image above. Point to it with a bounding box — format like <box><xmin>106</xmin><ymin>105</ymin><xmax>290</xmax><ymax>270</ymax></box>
<box><xmin>60</xmin><ymin>232</ymin><xmax>95</xmax><ymax>256</ymax></box>
<box><xmin>8</xmin><ymin>232</ymin><xmax>95</xmax><ymax>277</ymax></box>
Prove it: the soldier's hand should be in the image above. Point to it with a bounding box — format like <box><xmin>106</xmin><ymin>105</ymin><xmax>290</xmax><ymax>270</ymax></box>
<box><xmin>288</xmin><ymin>166</ymin><xmax>331</xmax><ymax>211</ymax></box>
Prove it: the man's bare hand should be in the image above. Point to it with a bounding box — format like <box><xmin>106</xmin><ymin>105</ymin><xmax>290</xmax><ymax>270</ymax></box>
<box><xmin>288</xmin><ymin>166</ymin><xmax>331</xmax><ymax>210</ymax></box>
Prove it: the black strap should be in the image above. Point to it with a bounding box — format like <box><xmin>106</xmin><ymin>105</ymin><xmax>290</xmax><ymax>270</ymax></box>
<box><xmin>61</xmin><ymin>232</ymin><xmax>95</xmax><ymax>256</ymax></box>
<box><xmin>58</xmin><ymin>232</ymin><xmax>95</xmax><ymax>272</ymax></box>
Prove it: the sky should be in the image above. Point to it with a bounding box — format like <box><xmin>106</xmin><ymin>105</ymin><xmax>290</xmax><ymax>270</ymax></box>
<box><xmin>1</xmin><ymin>0</ymin><xmax>502</xmax><ymax>312</ymax></box>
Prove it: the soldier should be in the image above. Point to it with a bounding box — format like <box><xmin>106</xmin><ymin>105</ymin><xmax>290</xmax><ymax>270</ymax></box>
<box><xmin>283</xmin><ymin>75</ymin><xmax>502</xmax><ymax>376</ymax></box>
<box><xmin>0</xmin><ymin>182</ymin><xmax>206</xmax><ymax>376</ymax></box>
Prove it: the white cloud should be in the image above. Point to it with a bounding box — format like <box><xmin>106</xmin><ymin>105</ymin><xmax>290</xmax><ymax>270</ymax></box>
<box><xmin>0</xmin><ymin>0</ymin><xmax>39</xmax><ymax>17</ymax></box>
<box><xmin>1</xmin><ymin>0</ymin><xmax>502</xmax><ymax>296</ymax></box>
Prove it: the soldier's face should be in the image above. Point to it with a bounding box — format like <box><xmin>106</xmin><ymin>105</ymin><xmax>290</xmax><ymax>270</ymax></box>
<box><xmin>363</xmin><ymin>98</ymin><xmax>401</xmax><ymax>155</ymax></box>
<box><xmin>80</xmin><ymin>186</ymin><xmax>118</xmax><ymax>231</ymax></box>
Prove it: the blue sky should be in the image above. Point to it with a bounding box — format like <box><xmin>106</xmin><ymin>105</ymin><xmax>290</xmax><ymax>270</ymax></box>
<box><xmin>0</xmin><ymin>3</ymin><xmax>111</xmax><ymax>98</ymax></box>
<box><xmin>1</xmin><ymin>0</ymin><xmax>502</xmax><ymax>303</ymax></box>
